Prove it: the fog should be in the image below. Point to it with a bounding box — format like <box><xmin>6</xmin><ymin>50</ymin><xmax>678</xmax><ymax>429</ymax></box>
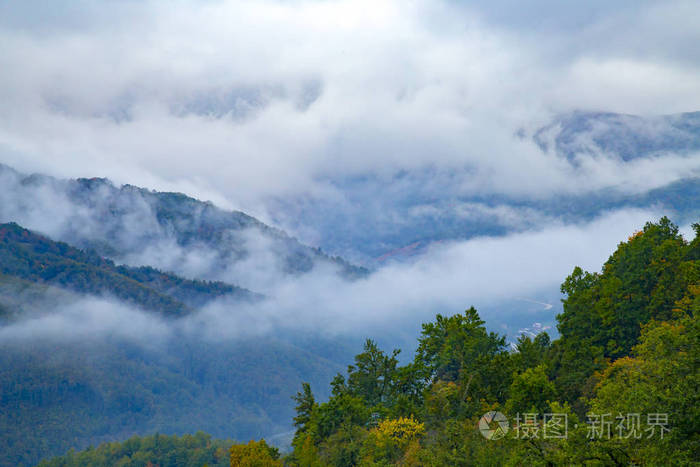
<box><xmin>0</xmin><ymin>294</ymin><xmax>171</xmax><ymax>345</ymax></box>
<box><xmin>0</xmin><ymin>191</ymin><xmax>676</xmax><ymax>347</ymax></box>
<box><xmin>0</xmin><ymin>0</ymin><xmax>697</xmax><ymax>354</ymax></box>
<box><xmin>182</xmin><ymin>207</ymin><xmax>673</xmax><ymax>340</ymax></box>
<box><xmin>0</xmin><ymin>0</ymin><xmax>699</xmax><ymax>218</ymax></box>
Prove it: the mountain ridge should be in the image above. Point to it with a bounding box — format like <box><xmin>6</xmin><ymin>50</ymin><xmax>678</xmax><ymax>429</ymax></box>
<box><xmin>0</xmin><ymin>221</ymin><xmax>259</xmax><ymax>318</ymax></box>
<box><xmin>0</xmin><ymin>164</ymin><xmax>369</xmax><ymax>285</ymax></box>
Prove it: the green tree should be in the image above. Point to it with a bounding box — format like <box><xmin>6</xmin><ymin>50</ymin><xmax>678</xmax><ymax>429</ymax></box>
<box><xmin>587</xmin><ymin>306</ymin><xmax>699</xmax><ymax>465</ymax></box>
<box><xmin>291</xmin><ymin>382</ymin><xmax>317</xmax><ymax>447</ymax></box>
<box><xmin>512</xmin><ymin>333</ymin><xmax>550</xmax><ymax>373</ymax></box>
<box><xmin>505</xmin><ymin>364</ymin><xmax>556</xmax><ymax>416</ymax></box>
<box><xmin>552</xmin><ymin>217</ymin><xmax>698</xmax><ymax>408</ymax></box>
<box><xmin>346</xmin><ymin>339</ymin><xmax>401</xmax><ymax>408</ymax></box>
<box><xmin>415</xmin><ymin>307</ymin><xmax>511</xmax><ymax>417</ymax></box>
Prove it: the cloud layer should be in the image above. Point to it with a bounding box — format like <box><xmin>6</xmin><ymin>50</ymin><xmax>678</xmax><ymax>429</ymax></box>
<box><xmin>1</xmin><ymin>207</ymin><xmax>678</xmax><ymax>347</ymax></box>
<box><xmin>0</xmin><ymin>1</ymin><xmax>698</xmax><ymax>345</ymax></box>
<box><xmin>0</xmin><ymin>0</ymin><xmax>699</xmax><ymax>217</ymax></box>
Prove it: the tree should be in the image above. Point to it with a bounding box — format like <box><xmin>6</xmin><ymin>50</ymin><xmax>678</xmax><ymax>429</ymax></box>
<box><xmin>415</xmin><ymin>307</ymin><xmax>511</xmax><ymax>415</ymax></box>
<box><xmin>286</xmin><ymin>217</ymin><xmax>700</xmax><ymax>466</ymax></box>
<box><xmin>505</xmin><ymin>364</ymin><xmax>556</xmax><ymax>416</ymax></box>
<box><xmin>361</xmin><ymin>416</ymin><xmax>425</xmax><ymax>464</ymax></box>
<box><xmin>517</xmin><ymin>332</ymin><xmax>550</xmax><ymax>368</ymax></box>
<box><xmin>553</xmin><ymin>217</ymin><xmax>698</xmax><ymax>407</ymax></box>
<box><xmin>229</xmin><ymin>440</ymin><xmax>281</xmax><ymax>467</ymax></box>
<box><xmin>587</xmin><ymin>306</ymin><xmax>699</xmax><ymax>465</ymax></box>
<box><xmin>292</xmin><ymin>382</ymin><xmax>317</xmax><ymax>446</ymax></box>
<box><xmin>346</xmin><ymin>339</ymin><xmax>401</xmax><ymax>408</ymax></box>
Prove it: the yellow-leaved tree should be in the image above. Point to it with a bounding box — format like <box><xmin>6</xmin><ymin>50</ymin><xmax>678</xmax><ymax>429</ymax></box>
<box><xmin>229</xmin><ymin>439</ymin><xmax>281</xmax><ymax>467</ymax></box>
<box><xmin>362</xmin><ymin>416</ymin><xmax>425</xmax><ymax>465</ymax></box>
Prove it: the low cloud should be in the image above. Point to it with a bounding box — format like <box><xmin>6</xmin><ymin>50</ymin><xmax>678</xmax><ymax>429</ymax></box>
<box><xmin>0</xmin><ymin>0</ymin><xmax>698</xmax><ymax>218</ymax></box>
<box><xmin>206</xmin><ymin>208</ymin><xmax>664</xmax><ymax>336</ymax></box>
<box><xmin>0</xmin><ymin>294</ymin><xmax>171</xmax><ymax>345</ymax></box>
<box><xmin>1</xmin><ymin>208</ymin><xmax>671</xmax><ymax>347</ymax></box>
<box><xmin>0</xmin><ymin>1</ymin><xmax>697</xmax><ymax>347</ymax></box>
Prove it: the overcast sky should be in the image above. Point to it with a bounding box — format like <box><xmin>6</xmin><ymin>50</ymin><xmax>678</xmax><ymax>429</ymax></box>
<box><xmin>0</xmin><ymin>0</ymin><xmax>699</xmax><ymax>214</ymax></box>
<box><xmin>0</xmin><ymin>1</ymin><xmax>699</xmax><ymax>343</ymax></box>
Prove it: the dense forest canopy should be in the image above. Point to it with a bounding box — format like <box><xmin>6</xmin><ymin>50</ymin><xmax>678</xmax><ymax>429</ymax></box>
<box><xmin>36</xmin><ymin>432</ymin><xmax>232</xmax><ymax>467</ymax></box>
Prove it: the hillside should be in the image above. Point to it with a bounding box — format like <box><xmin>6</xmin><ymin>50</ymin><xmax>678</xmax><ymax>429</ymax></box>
<box><xmin>0</xmin><ymin>223</ymin><xmax>361</xmax><ymax>466</ymax></box>
<box><xmin>0</xmin><ymin>164</ymin><xmax>368</xmax><ymax>285</ymax></box>
<box><xmin>0</xmin><ymin>330</ymin><xmax>356</xmax><ymax>466</ymax></box>
<box><xmin>36</xmin><ymin>432</ymin><xmax>233</xmax><ymax>467</ymax></box>
<box><xmin>264</xmin><ymin>111</ymin><xmax>700</xmax><ymax>263</ymax></box>
<box><xmin>0</xmin><ymin>222</ymin><xmax>257</xmax><ymax>318</ymax></box>
<box><xmin>534</xmin><ymin>110</ymin><xmax>700</xmax><ymax>162</ymax></box>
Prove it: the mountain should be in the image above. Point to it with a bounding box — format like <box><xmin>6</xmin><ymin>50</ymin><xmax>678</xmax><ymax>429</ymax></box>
<box><xmin>34</xmin><ymin>218</ymin><xmax>700</xmax><ymax>466</ymax></box>
<box><xmin>1</xmin><ymin>107</ymin><xmax>698</xmax><ymax>465</ymax></box>
<box><xmin>0</xmin><ymin>333</ymin><xmax>353</xmax><ymax>466</ymax></box>
<box><xmin>534</xmin><ymin>110</ymin><xmax>700</xmax><ymax>162</ymax></box>
<box><xmin>264</xmin><ymin>111</ymin><xmax>700</xmax><ymax>263</ymax></box>
<box><xmin>0</xmin><ymin>222</ymin><xmax>358</xmax><ymax>466</ymax></box>
<box><xmin>0</xmin><ymin>164</ymin><xmax>371</xmax><ymax>466</ymax></box>
<box><xmin>0</xmin><ymin>222</ymin><xmax>258</xmax><ymax>318</ymax></box>
<box><xmin>0</xmin><ymin>216</ymin><xmax>363</xmax><ymax>465</ymax></box>
<box><xmin>0</xmin><ymin>164</ymin><xmax>367</xmax><ymax>287</ymax></box>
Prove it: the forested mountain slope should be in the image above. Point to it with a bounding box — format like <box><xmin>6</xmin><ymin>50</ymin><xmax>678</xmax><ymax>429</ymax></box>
<box><xmin>0</xmin><ymin>164</ymin><xmax>367</xmax><ymax>284</ymax></box>
<box><xmin>0</xmin><ymin>222</ymin><xmax>257</xmax><ymax>317</ymax></box>
<box><xmin>0</xmin><ymin>227</ymin><xmax>358</xmax><ymax>466</ymax></box>
<box><xmin>36</xmin><ymin>432</ymin><xmax>233</xmax><ymax>467</ymax></box>
<box><xmin>0</xmin><ymin>332</ymin><xmax>354</xmax><ymax>466</ymax></box>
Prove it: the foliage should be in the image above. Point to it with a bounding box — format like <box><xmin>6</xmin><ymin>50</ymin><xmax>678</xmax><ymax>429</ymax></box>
<box><xmin>229</xmin><ymin>439</ymin><xmax>281</xmax><ymax>466</ymax></box>
<box><xmin>505</xmin><ymin>364</ymin><xmax>556</xmax><ymax>415</ymax></box>
<box><xmin>585</xmin><ymin>308</ymin><xmax>700</xmax><ymax>465</ymax></box>
<box><xmin>0</xmin><ymin>335</ymin><xmax>349</xmax><ymax>467</ymax></box>
<box><xmin>36</xmin><ymin>432</ymin><xmax>231</xmax><ymax>467</ymax></box>
<box><xmin>551</xmin><ymin>217</ymin><xmax>699</xmax><ymax>407</ymax></box>
<box><xmin>0</xmin><ymin>222</ymin><xmax>257</xmax><ymax>317</ymax></box>
<box><xmin>285</xmin><ymin>217</ymin><xmax>699</xmax><ymax>466</ymax></box>
<box><xmin>361</xmin><ymin>416</ymin><xmax>425</xmax><ymax>465</ymax></box>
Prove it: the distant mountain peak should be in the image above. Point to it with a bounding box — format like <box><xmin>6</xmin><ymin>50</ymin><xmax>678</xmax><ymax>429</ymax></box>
<box><xmin>0</xmin><ymin>164</ymin><xmax>368</xmax><ymax>292</ymax></box>
<box><xmin>534</xmin><ymin>109</ymin><xmax>700</xmax><ymax>162</ymax></box>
